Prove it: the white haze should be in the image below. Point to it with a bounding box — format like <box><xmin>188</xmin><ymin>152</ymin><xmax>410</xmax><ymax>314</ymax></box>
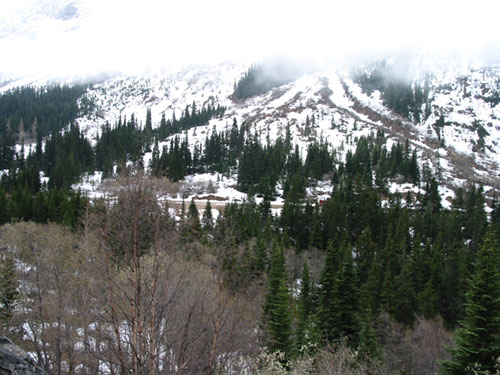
<box><xmin>0</xmin><ymin>0</ymin><xmax>499</xmax><ymax>79</ymax></box>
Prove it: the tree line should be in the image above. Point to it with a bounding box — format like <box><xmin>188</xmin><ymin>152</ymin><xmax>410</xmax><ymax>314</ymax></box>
<box><xmin>0</xmin><ymin>84</ymin><xmax>91</xmax><ymax>170</ymax></box>
<box><xmin>353</xmin><ymin>62</ymin><xmax>431</xmax><ymax>124</ymax></box>
<box><xmin>0</xmin><ymin>101</ymin><xmax>227</xmax><ymax>225</ymax></box>
<box><xmin>233</xmin><ymin>63</ymin><xmax>295</xmax><ymax>100</ymax></box>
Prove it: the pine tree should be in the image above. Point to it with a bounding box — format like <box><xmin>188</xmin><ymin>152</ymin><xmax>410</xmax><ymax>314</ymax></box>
<box><xmin>202</xmin><ymin>200</ymin><xmax>214</xmax><ymax>231</ymax></box>
<box><xmin>262</xmin><ymin>243</ymin><xmax>293</xmax><ymax>357</ymax></box>
<box><xmin>150</xmin><ymin>138</ymin><xmax>160</xmax><ymax>175</ymax></box>
<box><xmin>0</xmin><ymin>188</ymin><xmax>10</xmax><ymax>225</ymax></box>
<box><xmin>144</xmin><ymin>107</ymin><xmax>153</xmax><ymax>150</ymax></box>
<box><xmin>358</xmin><ymin>307</ymin><xmax>380</xmax><ymax>360</ymax></box>
<box><xmin>309</xmin><ymin>204</ymin><xmax>323</xmax><ymax>250</ymax></box>
<box><xmin>333</xmin><ymin>242</ymin><xmax>361</xmax><ymax>347</ymax></box>
<box><xmin>355</xmin><ymin>227</ymin><xmax>376</xmax><ymax>285</ymax></box>
<box><xmin>187</xmin><ymin>198</ymin><xmax>202</xmax><ymax>236</ymax></box>
<box><xmin>296</xmin><ymin>261</ymin><xmax>318</xmax><ymax>352</ymax></box>
<box><xmin>439</xmin><ymin>230</ymin><xmax>500</xmax><ymax>375</ymax></box>
<box><xmin>254</xmin><ymin>234</ymin><xmax>268</xmax><ymax>274</ymax></box>
<box><xmin>0</xmin><ymin>254</ymin><xmax>19</xmax><ymax>324</ymax></box>
<box><xmin>441</xmin><ymin>240</ymin><xmax>468</xmax><ymax>328</ymax></box>
<box><xmin>318</xmin><ymin>240</ymin><xmax>339</xmax><ymax>343</ymax></box>
<box><xmin>181</xmin><ymin>199</ymin><xmax>202</xmax><ymax>242</ymax></box>
<box><xmin>392</xmin><ymin>260</ymin><xmax>417</xmax><ymax>326</ymax></box>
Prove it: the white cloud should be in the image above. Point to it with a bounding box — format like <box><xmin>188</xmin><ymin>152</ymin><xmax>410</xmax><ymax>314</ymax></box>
<box><xmin>1</xmin><ymin>0</ymin><xmax>499</xmax><ymax>79</ymax></box>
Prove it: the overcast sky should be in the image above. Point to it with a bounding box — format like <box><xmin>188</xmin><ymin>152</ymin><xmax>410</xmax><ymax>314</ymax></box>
<box><xmin>1</xmin><ymin>0</ymin><xmax>499</xmax><ymax>78</ymax></box>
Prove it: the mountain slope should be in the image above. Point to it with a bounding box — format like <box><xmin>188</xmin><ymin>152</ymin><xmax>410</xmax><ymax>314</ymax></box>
<box><xmin>68</xmin><ymin>60</ymin><xmax>500</xmax><ymax>204</ymax></box>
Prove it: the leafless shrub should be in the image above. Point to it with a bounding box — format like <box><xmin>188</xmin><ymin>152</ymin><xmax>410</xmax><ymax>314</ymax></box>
<box><xmin>0</xmin><ymin>175</ymin><xmax>259</xmax><ymax>375</ymax></box>
<box><xmin>239</xmin><ymin>341</ymin><xmax>382</xmax><ymax>375</ymax></box>
<box><xmin>405</xmin><ymin>316</ymin><xmax>452</xmax><ymax>375</ymax></box>
<box><xmin>377</xmin><ymin>312</ymin><xmax>452</xmax><ymax>375</ymax></box>
<box><xmin>314</xmin><ymin>341</ymin><xmax>382</xmax><ymax>375</ymax></box>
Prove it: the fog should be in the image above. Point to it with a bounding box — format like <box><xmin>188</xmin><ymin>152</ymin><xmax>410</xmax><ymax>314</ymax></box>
<box><xmin>1</xmin><ymin>0</ymin><xmax>499</xmax><ymax>79</ymax></box>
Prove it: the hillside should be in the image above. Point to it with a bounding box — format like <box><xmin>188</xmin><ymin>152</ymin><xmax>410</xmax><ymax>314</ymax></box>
<box><xmin>2</xmin><ymin>33</ymin><xmax>500</xmax><ymax>375</ymax></box>
<box><xmin>44</xmin><ymin>59</ymin><xmax>499</xmax><ymax>206</ymax></box>
<box><xmin>3</xmin><ymin>1</ymin><xmax>500</xmax><ymax>374</ymax></box>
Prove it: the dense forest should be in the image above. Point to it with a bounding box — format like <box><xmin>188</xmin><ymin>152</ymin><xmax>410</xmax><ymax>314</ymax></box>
<box><xmin>0</xmin><ymin>98</ymin><xmax>226</xmax><ymax>223</ymax></box>
<box><xmin>233</xmin><ymin>63</ymin><xmax>298</xmax><ymax>100</ymax></box>
<box><xmin>352</xmin><ymin>62</ymin><xmax>431</xmax><ymax>124</ymax></box>
<box><xmin>0</xmin><ymin>85</ymin><xmax>499</xmax><ymax>375</ymax></box>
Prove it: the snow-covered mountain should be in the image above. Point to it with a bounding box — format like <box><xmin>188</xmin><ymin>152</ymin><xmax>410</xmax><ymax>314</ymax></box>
<box><xmin>2</xmin><ymin>1</ymin><xmax>500</xmax><ymax>205</ymax></box>
<box><xmin>59</xmin><ymin>59</ymin><xmax>499</xmax><ymax>205</ymax></box>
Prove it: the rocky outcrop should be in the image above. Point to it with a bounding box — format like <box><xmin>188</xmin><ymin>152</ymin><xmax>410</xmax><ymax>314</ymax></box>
<box><xmin>0</xmin><ymin>337</ymin><xmax>47</xmax><ymax>375</ymax></box>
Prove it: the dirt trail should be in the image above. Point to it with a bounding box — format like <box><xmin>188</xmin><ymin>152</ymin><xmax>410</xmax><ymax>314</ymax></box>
<box><xmin>164</xmin><ymin>199</ymin><xmax>284</xmax><ymax>213</ymax></box>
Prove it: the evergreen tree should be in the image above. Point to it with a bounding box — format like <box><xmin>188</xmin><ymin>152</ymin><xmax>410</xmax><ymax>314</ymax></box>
<box><xmin>295</xmin><ymin>261</ymin><xmax>318</xmax><ymax>352</ymax></box>
<box><xmin>0</xmin><ymin>254</ymin><xmax>19</xmax><ymax>324</ymax></box>
<box><xmin>144</xmin><ymin>107</ymin><xmax>153</xmax><ymax>149</ymax></box>
<box><xmin>441</xmin><ymin>240</ymin><xmax>468</xmax><ymax>328</ymax></box>
<box><xmin>202</xmin><ymin>200</ymin><xmax>214</xmax><ymax>231</ymax></box>
<box><xmin>182</xmin><ymin>199</ymin><xmax>202</xmax><ymax>241</ymax></box>
<box><xmin>333</xmin><ymin>242</ymin><xmax>361</xmax><ymax>347</ymax></box>
<box><xmin>318</xmin><ymin>239</ymin><xmax>360</xmax><ymax>346</ymax></box>
<box><xmin>150</xmin><ymin>137</ymin><xmax>160</xmax><ymax>175</ymax></box>
<box><xmin>262</xmin><ymin>243</ymin><xmax>293</xmax><ymax>357</ymax></box>
<box><xmin>318</xmin><ymin>240</ymin><xmax>339</xmax><ymax>343</ymax></box>
<box><xmin>363</xmin><ymin>255</ymin><xmax>383</xmax><ymax>313</ymax></box>
<box><xmin>440</xmin><ymin>230</ymin><xmax>500</xmax><ymax>375</ymax></box>
<box><xmin>358</xmin><ymin>307</ymin><xmax>380</xmax><ymax>360</ymax></box>
<box><xmin>355</xmin><ymin>227</ymin><xmax>377</xmax><ymax>285</ymax></box>
<box><xmin>254</xmin><ymin>234</ymin><xmax>268</xmax><ymax>274</ymax></box>
<box><xmin>309</xmin><ymin>212</ymin><xmax>323</xmax><ymax>250</ymax></box>
<box><xmin>392</xmin><ymin>260</ymin><xmax>417</xmax><ymax>326</ymax></box>
<box><xmin>0</xmin><ymin>188</ymin><xmax>9</xmax><ymax>225</ymax></box>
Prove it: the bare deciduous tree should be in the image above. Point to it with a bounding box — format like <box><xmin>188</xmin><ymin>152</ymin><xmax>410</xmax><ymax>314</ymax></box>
<box><xmin>0</xmin><ymin>174</ymin><xmax>260</xmax><ymax>375</ymax></box>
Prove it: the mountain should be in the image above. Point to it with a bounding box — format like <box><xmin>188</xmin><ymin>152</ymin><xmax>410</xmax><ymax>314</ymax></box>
<box><xmin>1</xmin><ymin>1</ymin><xmax>500</xmax><ymax>207</ymax></box>
<box><xmin>49</xmin><ymin>58</ymin><xmax>498</xmax><ymax>206</ymax></box>
<box><xmin>1</xmin><ymin>0</ymin><xmax>500</xmax><ymax>204</ymax></box>
<box><xmin>4</xmin><ymin>5</ymin><xmax>500</xmax><ymax>373</ymax></box>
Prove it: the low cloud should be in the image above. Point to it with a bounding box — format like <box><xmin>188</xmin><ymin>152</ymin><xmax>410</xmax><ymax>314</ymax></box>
<box><xmin>1</xmin><ymin>0</ymin><xmax>499</xmax><ymax>79</ymax></box>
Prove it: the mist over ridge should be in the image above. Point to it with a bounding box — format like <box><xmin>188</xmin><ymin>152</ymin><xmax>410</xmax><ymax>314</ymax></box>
<box><xmin>0</xmin><ymin>0</ymin><xmax>499</xmax><ymax>81</ymax></box>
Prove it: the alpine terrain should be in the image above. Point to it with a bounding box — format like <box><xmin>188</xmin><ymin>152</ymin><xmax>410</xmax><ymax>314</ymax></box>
<box><xmin>1</xmin><ymin>1</ymin><xmax>500</xmax><ymax>375</ymax></box>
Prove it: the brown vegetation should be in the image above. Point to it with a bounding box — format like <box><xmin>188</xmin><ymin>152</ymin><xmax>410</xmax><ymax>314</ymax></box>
<box><xmin>0</xmin><ymin>175</ymin><xmax>260</xmax><ymax>375</ymax></box>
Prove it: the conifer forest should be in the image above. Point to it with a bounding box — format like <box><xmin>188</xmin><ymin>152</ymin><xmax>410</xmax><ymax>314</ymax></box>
<box><xmin>0</xmin><ymin>71</ymin><xmax>499</xmax><ymax>375</ymax></box>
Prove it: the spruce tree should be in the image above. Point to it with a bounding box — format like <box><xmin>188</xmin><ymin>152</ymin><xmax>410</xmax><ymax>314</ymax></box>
<box><xmin>355</xmin><ymin>227</ymin><xmax>376</xmax><ymax>285</ymax></box>
<box><xmin>144</xmin><ymin>107</ymin><xmax>153</xmax><ymax>148</ymax></box>
<box><xmin>262</xmin><ymin>243</ymin><xmax>292</xmax><ymax>357</ymax></box>
<box><xmin>0</xmin><ymin>188</ymin><xmax>9</xmax><ymax>224</ymax></box>
<box><xmin>318</xmin><ymin>240</ymin><xmax>339</xmax><ymax>343</ymax></box>
<box><xmin>180</xmin><ymin>199</ymin><xmax>186</xmax><ymax>221</ymax></box>
<box><xmin>439</xmin><ymin>230</ymin><xmax>500</xmax><ymax>375</ymax></box>
<box><xmin>182</xmin><ymin>199</ymin><xmax>202</xmax><ymax>241</ymax></box>
<box><xmin>150</xmin><ymin>138</ymin><xmax>160</xmax><ymax>175</ymax></box>
<box><xmin>295</xmin><ymin>261</ymin><xmax>319</xmax><ymax>352</ymax></box>
<box><xmin>201</xmin><ymin>200</ymin><xmax>214</xmax><ymax>231</ymax></box>
<box><xmin>358</xmin><ymin>307</ymin><xmax>380</xmax><ymax>360</ymax></box>
<box><xmin>309</xmin><ymin>204</ymin><xmax>323</xmax><ymax>250</ymax></box>
<box><xmin>0</xmin><ymin>255</ymin><xmax>19</xmax><ymax>324</ymax></box>
<box><xmin>392</xmin><ymin>260</ymin><xmax>417</xmax><ymax>326</ymax></box>
<box><xmin>441</xmin><ymin>240</ymin><xmax>468</xmax><ymax>328</ymax></box>
<box><xmin>333</xmin><ymin>242</ymin><xmax>361</xmax><ymax>347</ymax></box>
<box><xmin>188</xmin><ymin>198</ymin><xmax>201</xmax><ymax>224</ymax></box>
<box><xmin>318</xmin><ymin>239</ymin><xmax>360</xmax><ymax>346</ymax></box>
<box><xmin>254</xmin><ymin>234</ymin><xmax>268</xmax><ymax>275</ymax></box>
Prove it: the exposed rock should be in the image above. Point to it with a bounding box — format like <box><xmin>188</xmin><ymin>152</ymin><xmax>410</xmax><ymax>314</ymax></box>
<box><xmin>0</xmin><ymin>337</ymin><xmax>47</xmax><ymax>375</ymax></box>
